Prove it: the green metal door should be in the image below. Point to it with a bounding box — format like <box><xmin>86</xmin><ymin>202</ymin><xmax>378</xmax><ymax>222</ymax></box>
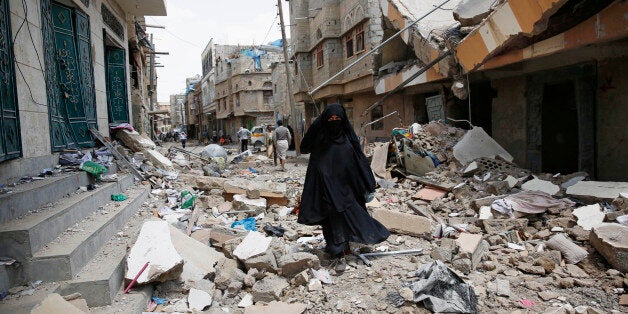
<box><xmin>105</xmin><ymin>47</ymin><xmax>129</xmax><ymax>124</ymax></box>
<box><xmin>0</xmin><ymin>0</ymin><xmax>21</xmax><ymax>162</ymax></box>
<box><xmin>41</xmin><ymin>1</ymin><xmax>96</xmax><ymax>151</ymax></box>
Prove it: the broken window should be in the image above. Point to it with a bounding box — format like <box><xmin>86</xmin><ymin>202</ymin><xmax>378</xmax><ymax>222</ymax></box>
<box><xmin>316</xmin><ymin>44</ymin><xmax>324</xmax><ymax>68</ymax></box>
<box><xmin>345</xmin><ymin>31</ymin><xmax>354</xmax><ymax>58</ymax></box>
<box><xmin>371</xmin><ymin>104</ymin><xmax>383</xmax><ymax>130</ymax></box>
<box><xmin>355</xmin><ymin>24</ymin><xmax>365</xmax><ymax>52</ymax></box>
<box><xmin>263</xmin><ymin>90</ymin><xmax>273</xmax><ymax>104</ymax></box>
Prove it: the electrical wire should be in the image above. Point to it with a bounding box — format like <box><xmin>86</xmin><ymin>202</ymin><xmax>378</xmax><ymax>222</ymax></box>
<box><xmin>147</xmin><ymin>16</ymin><xmax>201</xmax><ymax>48</ymax></box>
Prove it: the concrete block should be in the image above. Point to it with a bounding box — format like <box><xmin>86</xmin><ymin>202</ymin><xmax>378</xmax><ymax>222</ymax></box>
<box><xmin>462</xmin><ymin>161</ymin><xmax>479</xmax><ymax>177</ymax></box>
<box><xmin>191</xmin><ymin>229</ymin><xmax>211</xmax><ymax>245</ymax></box>
<box><xmin>251</xmin><ymin>275</ymin><xmax>289</xmax><ymax>303</ymax></box>
<box><xmin>412</xmin><ymin>187</ymin><xmax>447</xmax><ymax>202</ymax></box>
<box><xmin>243</xmin><ymin>251</ymin><xmax>278</xmax><ymax>274</ymax></box>
<box><xmin>566</xmin><ymin>181</ymin><xmax>628</xmax><ymax>202</ymax></box>
<box><xmin>482</xmin><ymin>218</ymin><xmax>528</xmax><ymax>234</ymax></box>
<box><xmin>224</xmin><ymin>178</ymin><xmax>287</xmax><ymax>199</ymax></box>
<box><xmin>546</xmin><ymin>233</ymin><xmax>588</xmax><ymax>264</ymax></box>
<box><xmin>169</xmin><ymin>226</ymin><xmax>225</xmax><ymax>282</ymax></box>
<box><xmin>453</xmin><ymin>126</ymin><xmax>513</xmax><ymax>165</ymax></box>
<box><xmin>188</xmin><ymin>288</ymin><xmax>212</xmax><ymax>311</ymax></box>
<box><xmin>144</xmin><ymin>149</ymin><xmax>173</xmax><ymax>170</ymax></box>
<box><xmin>456</xmin><ymin>234</ymin><xmax>488</xmax><ymax>269</ymax></box>
<box><xmin>232</xmin><ymin>194</ymin><xmax>267</xmax><ymax>213</ymax></box>
<box><xmin>213</xmin><ymin>258</ymin><xmax>246</xmax><ymax>290</ymax></box>
<box><xmin>125</xmin><ymin>221</ymin><xmax>183</xmax><ymax>284</ymax></box>
<box><xmin>114</xmin><ymin>129</ymin><xmax>155</xmax><ymax>152</ymax></box>
<box><xmin>572</xmin><ymin>204</ymin><xmax>604</xmax><ymax>231</ymax></box>
<box><xmin>278</xmin><ymin>252</ymin><xmax>320</xmax><ymax>277</ymax></box>
<box><xmin>589</xmin><ymin>223</ymin><xmax>628</xmax><ymax>272</ymax></box>
<box><xmin>522</xmin><ymin>178</ymin><xmax>559</xmax><ymax>196</ymax></box>
<box><xmin>372</xmin><ymin>209</ymin><xmax>433</xmax><ymax>237</ymax></box>
<box><xmin>179</xmin><ymin>174</ymin><xmax>226</xmax><ymax>191</ymax></box>
<box><xmin>453</xmin><ymin>0</ymin><xmax>494</xmax><ymax>26</ymax></box>
<box><xmin>233</xmin><ymin>231</ymin><xmax>272</xmax><ymax>260</ymax></box>
<box><xmin>208</xmin><ymin>226</ymin><xmax>245</xmax><ymax>248</ymax></box>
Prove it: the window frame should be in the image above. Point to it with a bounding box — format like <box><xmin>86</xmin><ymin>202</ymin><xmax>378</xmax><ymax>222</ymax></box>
<box><xmin>315</xmin><ymin>44</ymin><xmax>324</xmax><ymax>68</ymax></box>
<box><xmin>355</xmin><ymin>23</ymin><xmax>365</xmax><ymax>53</ymax></box>
<box><xmin>345</xmin><ymin>30</ymin><xmax>354</xmax><ymax>58</ymax></box>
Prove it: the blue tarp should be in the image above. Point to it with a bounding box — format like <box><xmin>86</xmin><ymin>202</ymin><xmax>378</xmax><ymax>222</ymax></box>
<box><xmin>269</xmin><ymin>39</ymin><xmax>283</xmax><ymax>47</ymax></box>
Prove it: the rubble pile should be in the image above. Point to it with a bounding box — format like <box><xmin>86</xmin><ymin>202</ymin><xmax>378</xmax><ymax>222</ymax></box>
<box><xmin>12</xmin><ymin>123</ymin><xmax>627</xmax><ymax>313</ymax></box>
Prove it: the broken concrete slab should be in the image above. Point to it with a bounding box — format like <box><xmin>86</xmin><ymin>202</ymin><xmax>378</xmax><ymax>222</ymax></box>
<box><xmin>546</xmin><ymin>233</ymin><xmax>588</xmax><ymax>264</ymax></box>
<box><xmin>179</xmin><ymin>174</ymin><xmax>226</xmax><ymax>191</ymax></box>
<box><xmin>462</xmin><ymin>161</ymin><xmax>479</xmax><ymax>177</ymax></box>
<box><xmin>232</xmin><ymin>194</ymin><xmax>267</xmax><ymax>213</ymax></box>
<box><xmin>238</xmin><ymin>293</ymin><xmax>254</xmax><ymax>308</ymax></box>
<box><xmin>209</xmin><ymin>226</ymin><xmax>247</xmax><ymax>248</ymax></box>
<box><xmin>566</xmin><ymin>181</ymin><xmax>628</xmax><ymax>202</ymax></box>
<box><xmin>169</xmin><ymin>225</ymin><xmax>225</xmax><ymax>282</ymax></box>
<box><xmin>191</xmin><ymin>229</ymin><xmax>211</xmax><ymax>245</ymax></box>
<box><xmin>251</xmin><ymin>275</ymin><xmax>289</xmax><ymax>303</ymax></box>
<box><xmin>456</xmin><ymin>233</ymin><xmax>488</xmax><ymax>269</ymax></box>
<box><xmin>572</xmin><ymin>204</ymin><xmax>605</xmax><ymax>231</ymax></box>
<box><xmin>372</xmin><ymin>209</ymin><xmax>433</xmax><ymax>237</ymax></box>
<box><xmin>115</xmin><ymin>129</ymin><xmax>156</xmax><ymax>152</ymax></box>
<box><xmin>243</xmin><ymin>301</ymin><xmax>307</xmax><ymax>314</ymax></box>
<box><xmin>521</xmin><ymin>178</ymin><xmax>559</xmax><ymax>196</ymax></box>
<box><xmin>243</xmin><ymin>250</ymin><xmax>278</xmax><ymax>274</ymax></box>
<box><xmin>213</xmin><ymin>258</ymin><xmax>246</xmax><ymax>290</ymax></box>
<box><xmin>278</xmin><ymin>252</ymin><xmax>320</xmax><ymax>277</ymax></box>
<box><xmin>224</xmin><ymin>178</ymin><xmax>287</xmax><ymax>199</ymax></box>
<box><xmin>589</xmin><ymin>223</ymin><xmax>628</xmax><ymax>272</ymax></box>
<box><xmin>453</xmin><ymin>127</ymin><xmax>513</xmax><ymax>165</ymax></box>
<box><xmin>412</xmin><ymin>187</ymin><xmax>447</xmax><ymax>202</ymax></box>
<box><xmin>233</xmin><ymin>231</ymin><xmax>272</xmax><ymax>260</ymax></box>
<box><xmin>482</xmin><ymin>218</ymin><xmax>528</xmax><ymax>234</ymax></box>
<box><xmin>188</xmin><ymin>288</ymin><xmax>212</xmax><ymax>311</ymax></box>
<box><xmin>126</xmin><ymin>220</ymin><xmax>183</xmax><ymax>285</ymax></box>
<box><xmin>31</xmin><ymin>293</ymin><xmax>85</xmax><ymax>314</ymax></box>
<box><xmin>453</xmin><ymin>0</ymin><xmax>494</xmax><ymax>27</ymax></box>
<box><xmin>145</xmin><ymin>149</ymin><xmax>174</xmax><ymax>170</ymax></box>
<box><xmin>504</xmin><ymin>176</ymin><xmax>518</xmax><ymax>189</ymax></box>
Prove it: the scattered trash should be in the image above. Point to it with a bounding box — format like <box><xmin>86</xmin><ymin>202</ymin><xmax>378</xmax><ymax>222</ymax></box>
<box><xmin>231</xmin><ymin>217</ymin><xmax>257</xmax><ymax>231</ymax></box>
<box><xmin>407</xmin><ymin>260</ymin><xmax>477</xmax><ymax>313</ymax></box>
<box><xmin>80</xmin><ymin>161</ymin><xmax>108</xmax><ymax>176</ymax></box>
<box><xmin>263</xmin><ymin>223</ymin><xmax>285</xmax><ymax>237</ymax></box>
<box><xmin>0</xmin><ymin>257</ymin><xmax>16</xmax><ymax>266</ymax></box>
<box><xmin>111</xmin><ymin>194</ymin><xmax>127</xmax><ymax>201</ymax></box>
<box><xmin>180</xmin><ymin>190</ymin><xmax>197</xmax><ymax>209</ymax></box>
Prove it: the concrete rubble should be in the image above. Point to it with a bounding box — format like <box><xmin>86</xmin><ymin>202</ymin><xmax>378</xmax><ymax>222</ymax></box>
<box><xmin>8</xmin><ymin>120</ymin><xmax>626</xmax><ymax>313</ymax></box>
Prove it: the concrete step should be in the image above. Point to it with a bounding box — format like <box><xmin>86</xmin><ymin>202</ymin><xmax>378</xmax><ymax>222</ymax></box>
<box><xmin>27</xmin><ymin>185</ymin><xmax>150</xmax><ymax>282</ymax></box>
<box><xmin>0</xmin><ymin>172</ymin><xmax>90</xmax><ymax>224</ymax></box>
<box><xmin>0</xmin><ymin>174</ymin><xmax>134</xmax><ymax>263</ymax></box>
<box><xmin>55</xmin><ymin>201</ymin><xmax>149</xmax><ymax>307</ymax></box>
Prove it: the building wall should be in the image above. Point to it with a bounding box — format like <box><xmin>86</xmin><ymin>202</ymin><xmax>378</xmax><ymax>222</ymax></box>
<box><xmin>596</xmin><ymin>57</ymin><xmax>628</xmax><ymax>180</ymax></box>
<box><xmin>491</xmin><ymin>76</ymin><xmax>528</xmax><ymax>166</ymax></box>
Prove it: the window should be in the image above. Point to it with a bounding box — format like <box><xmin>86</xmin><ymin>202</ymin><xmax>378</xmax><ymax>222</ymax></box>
<box><xmin>248</xmin><ymin>80</ymin><xmax>252</xmax><ymax>86</ymax></box>
<box><xmin>371</xmin><ymin>104</ymin><xmax>383</xmax><ymax>130</ymax></box>
<box><xmin>355</xmin><ymin>24</ymin><xmax>365</xmax><ymax>52</ymax></box>
<box><xmin>263</xmin><ymin>90</ymin><xmax>273</xmax><ymax>104</ymax></box>
<box><xmin>315</xmin><ymin>44</ymin><xmax>324</xmax><ymax>68</ymax></box>
<box><xmin>236</xmin><ymin>93</ymin><xmax>240</xmax><ymax>107</ymax></box>
<box><xmin>345</xmin><ymin>31</ymin><xmax>354</xmax><ymax>58</ymax></box>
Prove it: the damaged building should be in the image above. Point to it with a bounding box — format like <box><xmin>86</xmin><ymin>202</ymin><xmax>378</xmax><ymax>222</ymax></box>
<box><xmin>290</xmin><ymin>0</ymin><xmax>628</xmax><ymax>181</ymax></box>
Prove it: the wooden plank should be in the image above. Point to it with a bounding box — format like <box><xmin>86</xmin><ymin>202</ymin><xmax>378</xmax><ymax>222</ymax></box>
<box><xmin>89</xmin><ymin>128</ymin><xmax>145</xmax><ymax>182</ymax></box>
<box><xmin>406</xmin><ymin>175</ymin><xmax>456</xmax><ymax>191</ymax></box>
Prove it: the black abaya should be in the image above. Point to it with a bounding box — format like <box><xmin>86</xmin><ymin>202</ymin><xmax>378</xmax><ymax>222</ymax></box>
<box><xmin>298</xmin><ymin>104</ymin><xmax>389</xmax><ymax>256</ymax></box>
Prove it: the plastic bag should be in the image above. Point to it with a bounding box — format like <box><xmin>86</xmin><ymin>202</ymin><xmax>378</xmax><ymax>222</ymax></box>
<box><xmin>80</xmin><ymin>161</ymin><xmax>108</xmax><ymax>176</ymax></box>
<box><xmin>231</xmin><ymin>217</ymin><xmax>257</xmax><ymax>231</ymax></box>
<box><xmin>180</xmin><ymin>190</ymin><xmax>197</xmax><ymax>209</ymax></box>
<box><xmin>111</xmin><ymin>194</ymin><xmax>127</xmax><ymax>201</ymax></box>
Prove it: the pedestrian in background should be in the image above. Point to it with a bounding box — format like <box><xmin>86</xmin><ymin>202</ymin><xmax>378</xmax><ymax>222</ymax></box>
<box><xmin>266</xmin><ymin>125</ymin><xmax>277</xmax><ymax>166</ymax></box>
<box><xmin>237</xmin><ymin>126</ymin><xmax>252</xmax><ymax>153</ymax></box>
<box><xmin>298</xmin><ymin>103</ymin><xmax>389</xmax><ymax>273</ymax></box>
<box><xmin>180</xmin><ymin>131</ymin><xmax>187</xmax><ymax>148</ymax></box>
<box><xmin>273</xmin><ymin>121</ymin><xmax>291</xmax><ymax>171</ymax></box>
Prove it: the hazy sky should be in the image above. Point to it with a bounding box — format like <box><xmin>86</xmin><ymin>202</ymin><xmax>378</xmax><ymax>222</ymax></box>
<box><xmin>149</xmin><ymin>0</ymin><xmax>291</xmax><ymax>102</ymax></box>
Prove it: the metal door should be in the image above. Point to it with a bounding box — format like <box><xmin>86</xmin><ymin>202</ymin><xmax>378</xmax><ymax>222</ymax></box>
<box><xmin>0</xmin><ymin>0</ymin><xmax>21</xmax><ymax>162</ymax></box>
<box><xmin>105</xmin><ymin>47</ymin><xmax>129</xmax><ymax>123</ymax></box>
<box><xmin>41</xmin><ymin>1</ymin><xmax>95</xmax><ymax>151</ymax></box>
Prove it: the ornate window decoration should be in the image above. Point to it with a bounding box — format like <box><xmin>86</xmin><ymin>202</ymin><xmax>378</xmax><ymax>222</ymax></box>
<box><xmin>101</xmin><ymin>4</ymin><xmax>124</xmax><ymax>40</ymax></box>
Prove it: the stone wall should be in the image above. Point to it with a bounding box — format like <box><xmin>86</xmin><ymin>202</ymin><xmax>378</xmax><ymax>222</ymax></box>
<box><xmin>491</xmin><ymin>76</ymin><xmax>527</xmax><ymax>166</ymax></box>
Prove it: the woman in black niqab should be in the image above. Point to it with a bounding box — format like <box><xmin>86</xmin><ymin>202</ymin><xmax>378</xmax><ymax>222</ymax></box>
<box><xmin>299</xmin><ymin>103</ymin><xmax>390</xmax><ymax>267</ymax></box>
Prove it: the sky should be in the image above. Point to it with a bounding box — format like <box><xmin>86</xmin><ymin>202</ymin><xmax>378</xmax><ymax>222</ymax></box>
<box><xmin>148</xmin><ymin>0</ymin><xmax>291</xmax><ymax>103</ymax></box>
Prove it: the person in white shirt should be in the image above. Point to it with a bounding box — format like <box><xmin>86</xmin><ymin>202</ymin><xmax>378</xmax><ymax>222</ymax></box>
<box><xmin>236</xmin><ymin>126</ymin><xmax>252</xmax><ymax>152</ymax></box>
<box><xmin>180</xmin><ymin>131</ymin><xmax>187</xmax><ymax>148</ymax></box>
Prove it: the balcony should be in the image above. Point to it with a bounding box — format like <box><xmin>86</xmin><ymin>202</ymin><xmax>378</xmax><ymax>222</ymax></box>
<box><xmin>114</xmin><ymin>0</ymin><xmax>167</xmax><ymax>16</ymax></box>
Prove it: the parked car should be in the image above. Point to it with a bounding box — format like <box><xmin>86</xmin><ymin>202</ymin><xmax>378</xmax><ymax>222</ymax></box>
<box><xmin>250</xmin><ymin>125</ymin><xmax>268</xmax><ymax>149</ymax></box>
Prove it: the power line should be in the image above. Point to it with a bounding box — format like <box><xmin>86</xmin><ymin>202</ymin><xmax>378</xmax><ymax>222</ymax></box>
<box><xmin>147</xmin><ymin>17</ymin><xmax>202</xmax><ymax>48</ymax></box>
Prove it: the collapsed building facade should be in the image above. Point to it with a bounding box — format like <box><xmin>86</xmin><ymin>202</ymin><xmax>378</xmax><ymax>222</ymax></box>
<box><xmin>289</xmin><ymin>0</ymin><xmax>627</xmax><ymax>181</ymax></box>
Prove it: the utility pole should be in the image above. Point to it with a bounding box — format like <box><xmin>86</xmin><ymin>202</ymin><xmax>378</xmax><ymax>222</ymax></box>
<box><xmin>277</xmin><ymin>0</ymin><xmax>301</xmax><ymax>156</ymax></box>
<box><xmin>149</xmin><ymin>33</ymin><xmax>156</xmax><ymax>139</ymax></box>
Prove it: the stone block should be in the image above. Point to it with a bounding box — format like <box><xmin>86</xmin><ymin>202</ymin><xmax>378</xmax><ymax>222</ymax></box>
<box><xmin>482</xmin><ymin>218</ymin><xmax>528</xmax><ymax>234</ymax></box>
<box><xmin>169</xmin><ymin>226</ymin><xmax>225</xmax><ymax>282</ymax></box>
<box><xmin>521</xmin><ymin>178</ymin><xmax>559</xmax><ymax>196</ymax></box>
<box><xmin>208</xmin><ymin>226</ymin><xmax>246</xmax><ymax>248</ymax></box>
<box><xmin>453</xmin><ymin>126</ymin><xmax>513</xmax><ymax>165</ymax></box>
<box><xmin>566</xmin><ymin>181</ymin><xmax>628</xmax><ymax>202</ymax></box>
<box><xmin>412</xmin><ymin>187</ymin><xmax>447</xmax><ymax>201</ymax></box>
<box><xmin>372</xmin><ymin>209</ymin><xmax>433</xmax><ymax>237</ymax></box>
<box><xmin>191</xmin><ymin>229</ymin><xmax>211</xmax><ymax>245</ymax></box>
<box><xmin>214</xmin><ymin>258</ymin><xmax>246</xmax><ymax>290</ymax></box>
<box><xmin>126</xmin><ymin>221</ymin><xmax>183</xmax><ymax>284</ymax></box>
<box><xmin>243</xmin><ymin>251</ymin><xmax>278</xmax><ymax>274</ymax></box>
<box><xmin>251</xmin><ymin>275</ymin><xmax>289</xmax><ymax>303</ymax></box>
<box><xmin>278</xmin><ymin>252</ymin><xmax>320</xmax><ymax>277</ymax></box>
<box><xmin>145</xmin><ymin>149</ymin><xmax>174</xmax><ymax>170</ymax></box>
<box><xmin>546</xmin><ymin>233</ymin><xmax>588</xmax><ymax>264</ymax></box>
<box><xmin>179</xmin><ymin>174</ymin><xmax>226</xmax><ymax>191</ymax></box>
<box><xmin>572</xmin><ymin>204</ymin><xmax>604</xmax><ymax>231</ymax></box>
<box><xmin>224</xmin><ymin>179</ymin><xmax>286</xmax><ymax>198</ymax></box>
<box><xmin>188</xmin><ymin>288</ymin><xmax>212</xmax><ymax>311</ymax></box>
<box><xmin>456</xmin><ymin>234</ymin><xmax>488</xmax><ymax>269</ymax></box>
<box><xmin>589</xmin><ymin>223</ymin><xmax>628</xmax><ymax>272</ymax></box>
<box><xmin>233</xmin><ymin>231</ymin><xmax>272</xmax><ymax>260</ymax></box>
<box><xmin>114</xmin><ymin>129</ymin><xmax>156</xmax><ymax>152</ymax></box>
<box><xmin>232</xmin><ymin>194</ymin><xmax>267</xmax><ymax>213</ymax></box>
<box><xmin>462</xmin><ymin>161</ymin><xmax>478</xmax><ymax>177</ymax></box>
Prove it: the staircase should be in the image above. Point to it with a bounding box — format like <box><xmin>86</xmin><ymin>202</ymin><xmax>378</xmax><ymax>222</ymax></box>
<box><xmin>0</xmin><ymin>170</ymin><xmax>151</xmax><ymax>311</ymax></box>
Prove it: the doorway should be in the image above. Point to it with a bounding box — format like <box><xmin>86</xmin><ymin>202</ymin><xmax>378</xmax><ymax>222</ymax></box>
<box><xmin>105</xmin><ymin>46</ymin><xmax>129</xmax><ymax>124</ymax></box>
<box><xmin>541</xmin><ymin>81</ymin><xmax>579</xmax><ymax>174</ymax></box>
